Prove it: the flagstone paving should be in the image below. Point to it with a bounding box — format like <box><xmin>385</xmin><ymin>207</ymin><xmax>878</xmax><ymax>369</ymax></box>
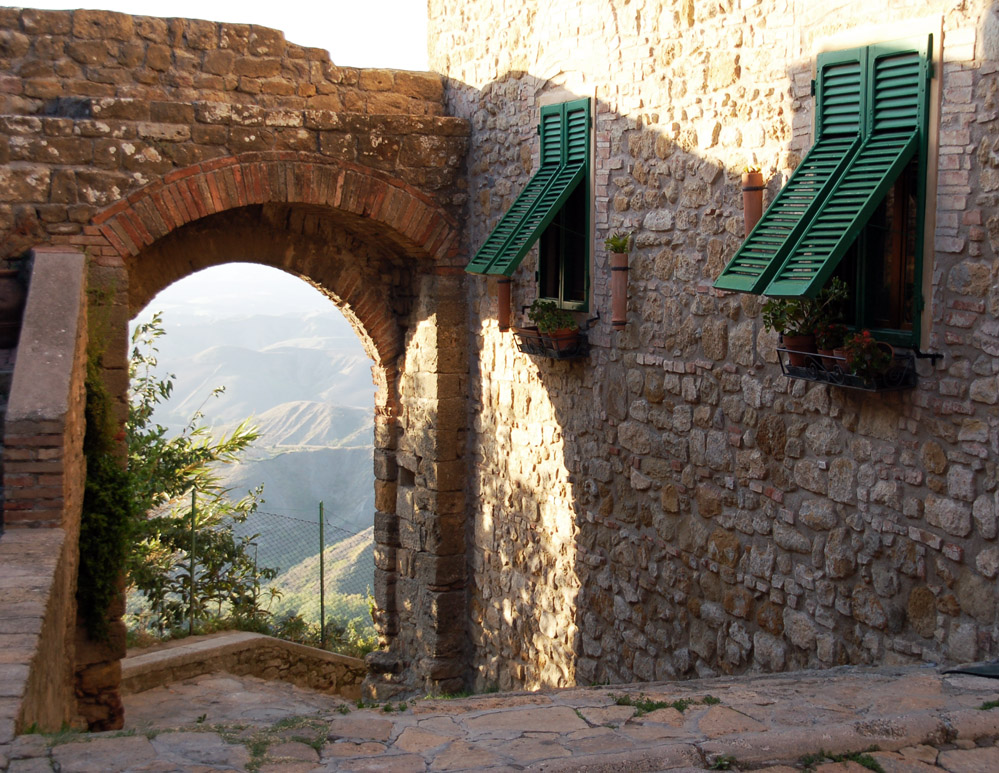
<box><xmin>2</xmin><ymin>662</ymin><xmax>999</xmax><ymax>772</ymax></box>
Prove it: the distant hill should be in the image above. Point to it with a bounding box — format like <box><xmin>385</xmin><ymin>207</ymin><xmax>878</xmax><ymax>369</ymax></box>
<box><xmin>267</xmin><ymin>527</ymin><xmax>374</xmax><ymax>625</ymax></box>
<box><xmin>144</xmin><ymin>315</ymin><xmax>376</xmax><ymax>434</ymax></box>
<box><xmin>232</xmin><ymin>400</ymin><xmax>372</xmax><ymax>449</ymax></box>
<box><xmin>226</xmin><ymin>445</ymin><xmax>374</xmax><ymax>570</ymax></box>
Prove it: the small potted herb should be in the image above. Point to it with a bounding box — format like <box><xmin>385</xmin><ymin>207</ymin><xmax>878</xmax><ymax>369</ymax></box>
<box><xmin>604</xmin><ymin>232</ymin><xmax>632</xmax><ymax>253</ymax></box>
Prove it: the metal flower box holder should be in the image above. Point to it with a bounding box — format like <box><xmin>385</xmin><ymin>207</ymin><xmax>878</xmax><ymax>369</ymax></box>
<box><xmin>777</xmin><ymin>346</ymin><xmax>918</xmax><ymax>392</ymax></box>
<box><xmin>513</xmin><ymin>313</ymin><xmax>598</xmax><ymax>360</ymax></box>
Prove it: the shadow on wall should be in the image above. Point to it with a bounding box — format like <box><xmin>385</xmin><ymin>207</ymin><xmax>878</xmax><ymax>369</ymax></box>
<box><xmin>458</xmin><ymin>47</ymin><xmax>993</xmax><ymax>692</ymax></box>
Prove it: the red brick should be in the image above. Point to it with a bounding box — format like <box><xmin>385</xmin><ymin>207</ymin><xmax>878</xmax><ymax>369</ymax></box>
<box><xmin>184</xmin><ymin>177</ymin><xmax>210</xmax><ymax>218</ymax></box>
<box><xmin>149</xmin><ymin>190</ymin><xmax>178</xmax><ymax>231</ymax></box>
<box><xmin>203</xmin><ymin>170</ymin><xmax>225</xmax><ymax>212</ymax></box>
<box><xmin>117</xmin><ymin>210</ymin><xmax>151</xmax><ymax>250</ymax></box>
<box><xmin>91</xmin><ymin>196</ymin><xmax>130</xmax><ymax>224</ymax></box>
<box><xmin>230</xmin><ymin>164</ymin><xmax>248</xmax><ymax>205</ymax></box>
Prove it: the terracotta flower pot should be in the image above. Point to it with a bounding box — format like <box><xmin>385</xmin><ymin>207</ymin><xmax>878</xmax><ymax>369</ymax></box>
<box><xmin>742</xmin><ymin>171</ymin><xmax>764</xmax><ymax>236</ymax></box>
<box><xmin>546</xmin><ymin>327</ymin><xmax>579</xmax><ymax>353</ymax></box>
<box><xmin>781</xmin><ymin>333</ymin><xmax>816</xmax><ymax>367</ymax></box>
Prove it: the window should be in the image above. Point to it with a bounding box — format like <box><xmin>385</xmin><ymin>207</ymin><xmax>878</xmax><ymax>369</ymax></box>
<box><xmin>714</xmin><ymin>36</ymin><xmax>932</xmax><ymax>346</ymax></box>
<box><xmin>466</xmin><ymin>98</ymin><xmax>591</xmax><ymax>311</ymax></box>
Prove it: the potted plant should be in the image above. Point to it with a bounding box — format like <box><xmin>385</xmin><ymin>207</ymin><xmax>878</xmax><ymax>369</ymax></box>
<box><xmin>527</xmin><ymin>298</ymin><xmax>579</xmax><ymax>353</ymax></box>
<box><xmin>604</xmin><ymin>232</ymin><xmax>632</xmax><ymax>253</ymax></box>
<box><xmin>742</xmin><ymin>165</ymin><xmax>764</xmax><ymax>236</ymax></box>
<box><xmin>762</xmin><ymin>277</ymin><xmax>848</xmax><ymax>366</ymax></box>
<box><xmin>604</xmin><ymin>232</ymin><xmax>632</xmax><ymax>330</ymax></box>
<box><xmin>843</xmin><ymin>329</ymin><xmax>894</xmax><ymax>382</ymax></box>
<box><xmin>814</xmin><ymin>322</ymin><xmax>849</xmax><ymax>369</ymax></box>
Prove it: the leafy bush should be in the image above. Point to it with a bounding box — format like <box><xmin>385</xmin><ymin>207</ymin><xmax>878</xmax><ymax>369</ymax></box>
<box><xmin>124</xmin><ymin>314</ymin><xmax>276</xmax><ymax>634</ymax></box>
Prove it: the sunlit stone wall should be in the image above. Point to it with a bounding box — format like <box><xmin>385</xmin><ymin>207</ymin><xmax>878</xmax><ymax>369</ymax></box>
<box><xmin>431</xmin><ymin>0</ymin><xmax>999</xmax><ymax>689</ymax></box>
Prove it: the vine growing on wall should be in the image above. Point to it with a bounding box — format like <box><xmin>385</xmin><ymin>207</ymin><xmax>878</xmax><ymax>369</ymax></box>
<box><xmin>78</xmin><ymin>348</ymin><xmax>135</xmax><ymax>639</ymax></box>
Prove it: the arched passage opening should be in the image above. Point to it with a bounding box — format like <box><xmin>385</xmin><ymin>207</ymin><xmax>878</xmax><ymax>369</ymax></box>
<box><xmin>128</xmin><ymin>261</ymin><xmax>380</xmax><ymax>652</ymax></box>
<box><xmin>79</xmin><ymin>157</ymin><xmax>470</xmax><ymax>721</ymax></box>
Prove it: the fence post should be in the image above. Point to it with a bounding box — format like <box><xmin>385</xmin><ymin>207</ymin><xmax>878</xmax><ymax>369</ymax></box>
<box><xmin>319</xmin><ymin>500</ymin><xmax>325</xmax><ymax>647</ymax></box>
<box><xmin>189</xmin><ymin>487</ymin><xmax>197</xmax><ymax>636</ymax></box>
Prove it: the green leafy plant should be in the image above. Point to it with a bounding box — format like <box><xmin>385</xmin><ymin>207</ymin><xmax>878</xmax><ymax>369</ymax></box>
<box><xmin>702</xmin><ymin>695</ymin><xmax>721</xmax><ymax>705</ymax></box>
<box><xmin>527</xmin><ymin>298</ymin><xmax>578</xmax><ymax>334</ymax></box>
<box><xmin>604</xmin><ymin>232</ymin><xmax>632</xmax><ymax>253</ymax></box>
<box><xmin>709</xmin><ymin>755</ymin><xmax>737</xmax><ymax>770</ymax></box>
<box><xmin>762</xmin><ymin>277</ymin><xmax>848</xmax><ymax>337</ymax></box>
<box><xmin>979</xmin><ymin>699</ymin><xmax>999</xmax><ymax>710</ymax></box>
<box><xmin>79</xmin><ymin>346</ymin><xmax>136</xmax><ymax>639</ymax></box>
<box><xmin>843</xmin><ymin>330</ymin><xmax>893</xmax><ymax>379</ymax></box>
<box><xmin>614</xmin><ymin>694</ymin><xmax>692</xmax><ymax>717</ymax></box>
<box><xmin>125</xmin><ymin>314</ymin><xmax>279</xmax><ymax>634</ymax></box>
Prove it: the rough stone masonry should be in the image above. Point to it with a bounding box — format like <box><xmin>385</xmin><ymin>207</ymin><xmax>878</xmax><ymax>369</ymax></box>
<box><xmin>1</xmin><ymin>0</ymin><xmax>999</xmax><ymax>737</ymax></box>
<box><xmin>429</xmin><ymin>0</ymin><xmax>999</xmax><ymax>691</ymax></box>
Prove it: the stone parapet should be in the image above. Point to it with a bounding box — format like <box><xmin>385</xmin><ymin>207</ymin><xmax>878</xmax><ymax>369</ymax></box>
<box><xmin>0</xmin><ymin>9</ymin><xmax>444</xmax><ymax>117</ymax></box>
<box><xmin>121</xmin><ymin>632</ymin><xmax>367</xmax><ymax>699</ymax></box>
<box><xmin>0</xmin><ymin>246</ymin><xmax>87</xmax><ymax>737</ymax></box>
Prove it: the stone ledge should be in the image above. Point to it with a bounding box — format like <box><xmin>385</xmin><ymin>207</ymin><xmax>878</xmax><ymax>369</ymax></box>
<box><xmin>121</xmin><ymin>632</ymin><xmax>367</xmax><ymax>700</ymax></box>
<box><xmin>0</xmin><ymin>527</ymin><xmax>69</xmax><ymax>739</ymax></box>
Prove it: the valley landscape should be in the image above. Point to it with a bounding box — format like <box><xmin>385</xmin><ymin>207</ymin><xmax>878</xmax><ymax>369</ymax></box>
<box><xmin>131</xmin><ymin>265</ymin><xmax>377</xmax><ymax>635</ymax></box>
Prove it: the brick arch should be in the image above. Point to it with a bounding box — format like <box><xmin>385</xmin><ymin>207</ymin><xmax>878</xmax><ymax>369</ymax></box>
<box><xmin>92</xmin><ymin>152</ymin><xmax>462</xmax><ymax>265</ymax></box>
<box><xmin>125</xmin><ymin>215</ymin><xmax>407</xmax><ymax>378</ymax></box>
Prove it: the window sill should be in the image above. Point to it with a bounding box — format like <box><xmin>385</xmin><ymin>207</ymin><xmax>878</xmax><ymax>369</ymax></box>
<box><xmin>514</xmin><ymin>326</ymin><xmax>589</xmax><ymax>360</ymax></box>
<box><xmin>777</xmin><ymin>348</ymin><xmax>917</xmax><ymax>392</ymax></box>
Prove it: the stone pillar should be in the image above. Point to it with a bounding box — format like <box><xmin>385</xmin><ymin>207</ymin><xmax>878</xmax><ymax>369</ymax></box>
<box><xmin>366</xmin><ymin>270</ymin><xmax>468</xmax><ymax>697</ymax></box>
<box><xmin>73</xmin><ymin>590</ymin><xmax>126</xmax><ymax>730</ymax></box>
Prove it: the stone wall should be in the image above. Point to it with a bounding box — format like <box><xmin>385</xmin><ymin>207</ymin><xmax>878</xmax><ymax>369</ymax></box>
<box><xmin>0</xmin><ymin>248</ymin><xmax>87</xmax><ymax>735</ymax></box>
<box><xmin>0</xmin><ymin>7</ymin><xmax>468</xmax><ymax>261</ymax></box>
<box><xmin>430</xmin><ymin>0</ymin><xmax>999</xmax><ymax>690</ymax></box>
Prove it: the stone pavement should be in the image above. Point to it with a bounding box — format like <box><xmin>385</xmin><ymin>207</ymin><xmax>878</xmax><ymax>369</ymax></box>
<box><xmin>3</xmin><ymin>664</ymin><xmax>999</xmax><ymax>772</ymax></box>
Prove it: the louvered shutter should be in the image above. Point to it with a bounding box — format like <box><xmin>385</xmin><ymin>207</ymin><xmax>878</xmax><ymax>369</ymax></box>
<box><xmin>466</xmin><ymin>98</ymin><xmax>590</xmax><ymax>276</ymax></box>
<box><xmin>764</xmin><ymin>36</ymin><xmax>930</xmax><ymax>297</ymax></box>
<box><xmin>713</xmin><ymin>49</ymin><xmax>865</xmax><ymax>294</ymax></box>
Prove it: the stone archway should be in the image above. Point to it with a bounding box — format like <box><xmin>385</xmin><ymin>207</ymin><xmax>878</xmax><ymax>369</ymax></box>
<box><xmin>82</xmin><ymin>154</ymin><xmax>469</xmax><ymax>706</ymax></box>
<box><xmin>0</xmin><ymin>7</ymin><xmax>471</xmax><ymax>730</ymax></box>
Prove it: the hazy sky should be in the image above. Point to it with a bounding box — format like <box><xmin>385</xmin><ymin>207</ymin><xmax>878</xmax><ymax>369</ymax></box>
<box><xmin>27</xmin><ymin>0</ymin><xmax>429</xmax><ymax>320</ymax></box>
<box><xmin>23</xmin><ymin>0</ymin><xmax>429</xmax><ymax>70</ymax></box>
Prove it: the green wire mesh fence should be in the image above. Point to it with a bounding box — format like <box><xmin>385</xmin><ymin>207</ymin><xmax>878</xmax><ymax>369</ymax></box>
<box><xmin>126</xmin><ymin>502</ymin><xmax>376</xmax><ymax>655</ymax></box>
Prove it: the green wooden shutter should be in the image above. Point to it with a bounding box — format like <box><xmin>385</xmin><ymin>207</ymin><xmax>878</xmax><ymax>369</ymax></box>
<box><xmin>713</xmin><ymin>50</ymin><xmax>864</xmax><ymax>293</ymax></box>
<box><xmin>466</xmin><ymin>98</ymin><xmax>590</xmax><ymax>276</ymax></box>
<box><xmin>764</xmin><ymin>36</ymin><xmax>930</xmax><ymax>297</ymax></box>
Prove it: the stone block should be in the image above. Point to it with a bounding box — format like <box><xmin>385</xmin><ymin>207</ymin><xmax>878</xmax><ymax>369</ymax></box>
<box><xmin>72</xmin><ymin>10</ymin><xmax>134</xmax><ymax>40</ymax></box>
<box><xmin>926</xmin><ymin>495</ymin><xmax>972</xmax><ymax>537</ymax></box>
<box><xmin>416</xmin><ymin>553</ymin><xmax>466</xmax><ymax>586</ymax></box>
<box><xmin>373</xmin><ymin>449</ymin><xmax>398</xmax><ymax>481</ymax></box>
<box><xmin>424</xmin><ymin>460</ymin><xmax>465</xmax><ymax>492</ymax></box>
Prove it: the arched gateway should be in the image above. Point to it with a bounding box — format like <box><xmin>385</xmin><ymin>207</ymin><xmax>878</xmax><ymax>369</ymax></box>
<box><xmin>0</xmin><ymin>8</ymin><xmax>470</xmax><ymax>731</ymax></box>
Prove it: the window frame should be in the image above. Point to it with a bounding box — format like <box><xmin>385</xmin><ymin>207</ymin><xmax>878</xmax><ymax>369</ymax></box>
<box><xmin>713</xmin><ymin>33</ymin><xmax>938</xmax><ymax>349</ymax></box>
<box><xmin>465</xmin><ymin>97</ymin><xmax>591</xmax><ymax>312</ymax></box>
